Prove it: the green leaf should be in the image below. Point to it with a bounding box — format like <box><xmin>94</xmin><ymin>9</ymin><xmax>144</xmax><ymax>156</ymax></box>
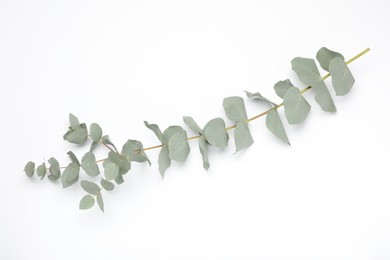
<box><xmin>183</xmin><ymin>116</ymin><xmax>202</xmax><ymax>134</ymax></box>
<box><xmin>283</xmin><ymin>87</ymin><xmax>311</xmax><ymax>125</ymax></box>
<box><xmin>100</xmin><ymin>179</ymin><xmax>115</xmax><ymax>191</ymax></box>
<box><xmin>67</xmin><ymin>151</ymin><xmax>80</xmax><ymax>166</ymax></box>
<box><xmin>80</xmin><ymin>180</ymin><xmax>100</xmax><ymax>195</ymax></box>
<box><xmin>167</xmin><ymin>129</ymin><xmax>190</xmax><ymax>162</ymax></box>
<box><xmin>81</xmin><ymin>152</ymin><xmax>100</xmax><ymax>176</ymax></box>
<box><xmin>158</xmin><ymin>145</ymin><xmax>171</xmax><ymax>178</ymax></box>
<box><xmin>61</xmin><ymin>163</ymin><xmax>80</xmax><ymax>188</ymax></box>
<box><xmin>69</xmin><ymin>113</ymin><xmax>80</xmax><ymax>130</ymax></box>
<box><xmin>203</xmin><ymin>118</ymin><xmax>229</xmax><ymax>148</ymax></box>
<box><xmin>223</xmin><ymin>96</ymin><xmax>248</xmax><ymax>122</ymax></box>
<box><xmin>121</xmin><ymin>139</ymin><xmax>151</xmax><ymax>165</ymax></box>
<box><xmin>90</xmin><ymin>141</ymin><xmax>98</xmax><ymax>152</ymax></box>
<box><xmin>37</xmin><ymin>163</ymin><xmax>47</xmax><ymax>180</ymax></box>
<box><xmin>274</xmin><ymin>79</ymin><xmax>294</xmax><ymax>99</ymax></box>
<box><xmin>266</xmin><ymin>109</ymin><xmax>290</xmax><ymax>145</ymax></box>
<box><xmin>316</xmin><ymin>47</ymin><xmax>344</xmax><ymax>72</ymax></box>
<box><xmin>245</xmin><ymin>91</ymin><xmax>276</xmax><ymax>106</ymax></box>
<box><xmin>79</xmin><ymin>195</ymin><xmax>95</xmax><ymax>210</ymax></box>
<box><xmin>90</xmin><ymin>123</ymin><xmax>102</xmax><ymax>142</ymax></box>
<box><xmin>64</xmin><ymin>127</ymin><xmax>88</xmax><ymax>144</ymax></box>
<box><xmin>329</xmin><ymin>57</ymin><xmax>355</xmax><ymax>96</ymax></box>
<box><xmin>199</xmin><ymin>136</ymin><xmax>210</xmax><ymax>170</ymax></box>
<box><xmin>105</xmin><ymin>151</ymin><xmax>131</xmax><ymax>175</ymax></box>
<box><xmin>234</xmin><ymin>122</ymin><xmax>254</xmax><ymax>153</ymax></box>
<box><xmin>97</xmin><ymin>193</ymin><xmax>104</xmax><ymax>212</ymax></box>
<box><xmin>24</xmin><ymin>161</ymin><xmax>35</xmax><ymax>177</ymax></box>
<box><xmin>144</xmin><ymin>121</ymin><xmax>166</xmax><ymax>143</ymax></box>
<box><xmin>48</xmin><ymin>157</ymin><xmax>60</xmax><ymax>179</ymax></box>
<box><xmin>291</xmin><ymin>57</ymin><xmax>336</xmax><ymax>112</ymax></box>
<box><xmin>163</xmin><ymin>125</ymin><xmax>183</xmax><ymax>140</ymax></box>
<box><xmin>115</xmin><ymin>174</ymin><xmax>124</xmax><ymax>185</ymax></box>
<box><xmin>104</xmin><ymin>162</ymin><xmax>119</xmax><ymax>181</ymax></box>
<box><xmin>101</xmin><ymin>135</ymin><xmax>118</xmax><ymax>152</ymax></box>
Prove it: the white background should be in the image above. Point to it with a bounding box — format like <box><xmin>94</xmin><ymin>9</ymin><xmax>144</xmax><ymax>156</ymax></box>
<box><xmin>1</xmin><ymin>0</ymin><xmax>389</xmax><ymax>259</ymax></box>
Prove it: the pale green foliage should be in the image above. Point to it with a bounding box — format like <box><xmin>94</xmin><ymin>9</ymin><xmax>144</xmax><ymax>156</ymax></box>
<box><xmin>291</xmin><ymin>57</ymin><xmax>336</xmax><ymax>112</ymax></box>
<box><xmin>274</xmin><ymin>79</ymin><xmax>295</xmax><ymax>99</ymax></box>
<box><xmin>97</xmin><ymin>193</ymin><xmax>104</xmax><ymax>212</ymax></box>
<box><xmin>24</xmin><ymin>161</ymin><xmax>35</xmax><ymax>177</ymax></box>
<box><xmin>101</xmin><ymin>179</ymin><xmax>115</xmax><ymax>191</ymax></box>
<box><xmin>90</xmin><ymin>123</ymin><xmax>102</xmax><ymax>142</ymax></box>
<box><xmin>36</xmin><ymin>163</ymin><xmax>47</xmax><ymax>180</ymax></box>
<box><xmin>81</xmin><ymin>152</ymin><xmax>100</xmax><ymax>176</ymax></box>
<box><xmin>48</xmin><ymin>157</ymin><xmax>60</xmax><ymax>181</ymax></box>
<box><xmin>266</xmin><ymin>109</ymin><xmax>290</xmax><ymax>145</ymax></box>
<box><xmin>101</xmin><ymin>135</ymin><xmax>118</xmax><ymax>152</ymax></box>
<box><xmin>80</xmin><ymin>180</ymin><xmax>100</xmax><ymax>195</ymax></box>
<box><xmin>316</xmin><ymin>47</ymin><xmax>344</xmax><ymax>72</ymax></box>
<box><xmin>104</xmin><ymin>162</ymin><xmax>119</xmax><ymax>181</ymax></box>
<box><xmin>245</xmin><ymin>91</ymin><xmax>276</xmax><ymax>106</ymax></box>
<box><xmin>67</xmin><ymin>151</ymin><xmax>80</xmax><ymax>166</ymax></box>
<box><xmin>79</xmin><ymin>195</ymin><xmax>95</xmax><ymax>210</ymax></box>
<box><xmin>61</xmin><ymin>162</ymin><xmax>80</xmax><ymax>188</ymax></box>
<box><xmin>63</xmin><ymin>114</ymin><xmax>88</xmax><ymax>144</ymax></box>
<box><xmin>283</xmin><ymin>87</ymin><xmax>311</xmax><ymax>124</ymax></box>
<box><xmin>223</xmin><ymin>96</ymin><xmax>254</xmax><ymax>152</ymax></box>
<box><xmin>121</xmin><ymin>139</ymin><xmax>150</xmax><ymax>165</ymax></box>
<box><xmin>329</xmin><ymin>57</ymin><xmax>355</xmax><ymax>96</ymax></box>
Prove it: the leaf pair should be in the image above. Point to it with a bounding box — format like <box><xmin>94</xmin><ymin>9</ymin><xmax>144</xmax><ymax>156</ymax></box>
<box><xmin>61</xmin><ymin>152</ymin><xmax>81</xmax><ymax>188</ymax></box>
<box><xmin>103</xmin><ymin>151</ymin><xmax>131</xmax><ymax>184</ymax></box>
<box><xmin>79</xmin><ymin>180</ymin><xmax>104</xmax><ymax>212</ymax></box>
<box><xmin>223</xmin><ymin>97</ymin><xmax>254</xmax><ymax>153</ymax></box>
<box><xmin>63</xmin><ymin>114</ymin><xmax>88</xmax><ymax>144</ymax></box>
<box><xmin>316</xmin><ymin>47</ymin><xmax>355</xmax><ymax>96</ymax></box>
<box><xmin>245</xmin><ymin>91</ymin><xmax>290</xmax><ymax>145</ymax></box>
<box><xmin>183</xmin><ymin>117</ymin><xmax>228</xmax><ymax>170</ymax></box>
<box><xmin>145</xmin><ymin>121</ymin><xmax>190</xmax><ymax>177</ymax></box>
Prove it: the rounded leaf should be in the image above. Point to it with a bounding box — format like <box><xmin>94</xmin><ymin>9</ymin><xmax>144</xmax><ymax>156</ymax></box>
<box><xmin>79</xmin><ymin>195</ymin><xmax>95</xmax><ymax>210</ymax></box>
<box><xmin>81</xmin><ymin>152</ymin><xmax>100</xmax><ymax>176</ymax></box>
<box><xmin>80</xmin><ymin>180</ymin><xmax>100</xmax><ymax>195</ymax></box>
<box><xmin>90</xmin><ymin>123</ymin><xmax>103</xmax><ymax>142</ymax></box>
<box><xmin>48</xmin><ymin>157</ymin><xmax>60</xmax><ymax>178</ymax></box>
<box><xmin>100</xmin><ymin>179</ymin><xmax>115</xmax><ymax>191</ymax></box>
<box><xmin>104</xmin><ymin>162</ymin><xmax>119</xmax><ymax>181</ymax></box>
<box><xmin>203</xmin><ymin>118</ymin><xmax>228</xmax><ymax>148</ymax></box>
<box><xmin>24</xmin><ymin>161</ymin><xmax>35</xmax><ymax>177</ymax></box>
<box><xmin>37</xmin><ymin>163</ymin><xmax>47</xmax><ymax>180</ymax></box>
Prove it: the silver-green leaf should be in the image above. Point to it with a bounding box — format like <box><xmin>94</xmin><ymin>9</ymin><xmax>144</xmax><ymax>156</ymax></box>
<box><xmin>90</xmin><ymin>123</ymin><xmax>103</xmax><ymax>142</ymax></box>
<box><xmin>274</xmin><ymin>79</ymin><xmax>294</xmax><ymax>99</ymax></box>
<box><xmin>199</xmin><ymin>136</ymin><xmax>210</xmax><ymax>170</ymax></box>
<box><xmin>101</xmin><ymin>135</ymin><xmax>118</xmax><ymax>152</ymax></box>
<box><xmin>67</xmin><ymin>151</ymin><xmax>80</xmax><ymax>166</ymax></box>
<box><xmin>158</xmin><ymin>145</ymin><xmax>171</xmax><ymax>178</ymax></box>
<box><xmin>81</xmin><ymin>152</ymin><xmax>100</xmax><ymax>176</ymax></box>
<box><xmin>291</xmin><ymin>57</ymin><xmax>336</xmax><ymax>112</ymax></box>
<box><xmin>183</xmin><ymin>116</ymin><xmax>202</xmax><ymax>134</ymax></box>
<box><xmin>37</xmin><ymin>163</ymin><xmax>47</xmax><ymax>180</ymax></box>
<box><xmin>144</xmin><ymin>121</ymin><xmax>166</xmax><ymax>143</ymax></box>
<box><xmin>69</xmin><ymin>113</ymin><xmax>80</xmax><ymax>130</ymax></box>
<box><xmin>121</xmin><ymin>139</ymin><xmax>151</xmax><ymax>165</ymax></box>
<box><xmin>167</xmin><ymin>129</ymin><xmax>190</xmax><ymax>162</ymax></box>
<box><xmin>329</xmin><ymin>57</ymin><xmax>355</xmax><ymax>96</ymax></box>
<box><xmin>48</xmin><ymin>157</ymin><xmax>60</xmax><ymax>179</ymax></box>
<box><xmin>223</xmin><ymin>96</ymin><xmax>248</xmax><ymax>123</ymax></box>
<box><xmin>316</xmin><ymin>47</ymin><xmax>344</xmax><ymax>72</ymax></box>
<box><xmin>283</xmin><ymin>87</ymin><xmax>311</xmax><ymax>125</ymax></box>
<box><xmin>266</xmin><ymin>109</ymin><xmax>290</xmax><ymax>145</ymax></box>
<box><xmin>105</xmin><ymin>151</ymin><xmax>131</xmax><ymax>175</ymax></box>
<box><xmin>79</xmin><ymin>195</ymin><xmax>95</xmax><ymax>210</ymax></box>
<box><xmin>104</xmin><ymin>162</ymin><xmax>119</xmax><ymax>181</ymax></box>
<box><xmin>24</xmin><ymin>161</ymin><xmax>35</xmax><ymax>177</ymax></box>
<box><xmin>80</xmin><ymin>180</ymin><xmax>100</xmax><ymax>195</ymax></box>
<box><xmin>203</xmin><ymin>118</ymin><xmax>228</xmax><ymax>148</ymax></box>
<box><xmin>234</xmin><ymin>122</ymin><xmax>254</xmax><ymax>153</ymax></box>
<box><xmin>100</xmin><ymin>179</ymin><xmax>115</xmax><ymax>191</ymax></box>
<box><xmin>245</xmin><ymin>91</ymin><xmax>276</xmax><ymax>106</ymax></box>
<box><xmin>97</xmin><ymin>193</ymin><xmax>104</xmax><ymax>212</ymax></box>
<box><xmin>64</xmin><ymin>127</ymin><xmax>88</xmax><ymax>144</ymax></box>
<box><xmin>61</xmin><ymin>162</ymin><xmax>80</xmax><ymax>188</ymax></box>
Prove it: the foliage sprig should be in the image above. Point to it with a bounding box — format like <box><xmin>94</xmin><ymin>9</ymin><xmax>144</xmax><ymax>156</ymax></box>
<box><xmin>24</xmin><ymin>47</ymin><xmax>370</xmax><ymax>212</ymax></box>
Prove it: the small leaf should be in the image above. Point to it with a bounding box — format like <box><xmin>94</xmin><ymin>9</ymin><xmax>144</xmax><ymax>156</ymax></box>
<box><xmin>100</xmin><ymin>179</ymin><xmax>115</xmax><ymax>191</ymax></box>
<box><xmin>64</xmin><ymin>127</ymin><xmax>88</xmax><ymax>144</ymax></box>
<box><xmin>163</xmin><ymin>125</ymin><xmax>183</xmax><ymax>140</ymax></box>
<box><xmin>203</xmin><ymin>118</ymin><xmax>229</xmax><ymax>148</ymax></box>
<box><xmin>234</xmin><ymin>122</ymin><xmax>254</xmax><ymax>153</ymax></box>
<box><xmin>48</xmin><ymin>157</ymin><xmax>60</xmax><ymax>179</ymax></box>
<box><xmin>79</xmin><ymin>195</ymin><xmax>95</xmax><ymax>210</ymax></box>
<box><xmin>90</xmin><ymin>141</ymin><xmax>98</xmax><ymax>152</ymax></box>
<box><xmin>245</xmin><ymin>91</ymin><xmax>276</xmax><ymax>106</ymax></box>
<box><xmin>183</xmin><ymin>116</ymin><xmax>202</xmax><ymax>133</ymax></box>
<box><xmin>37</xmin><ymin>163</ymin><xmax>47</xmax><ymax>180</ymax></box>
<box><xmin>274</xmin><ymin>79</ymin><xmax>294</xmax><ymax>99</ymax></box>
<box><xmin>69</xmin><ymin>113</ymin><xmax>80</xmax><ymax>130</ymax></box>
<box><xmin>168</xmin><ymin>129</ymin><xmax>190</xmax><ymax>162</ymax></box>
<box><xmin>199</xmin><ymin>136</ymin><xmax>210</xmax><ymax>170</ymax></box>
<box><xmin>24</xmin><ymin>161</ymin><xmax>35</xmax><ymax>177</ymax></box>
<box><xmin>223</xmin><ymin>96</ymin><xmax>248</xmax><ymax>122</ymax></box>
<box><xmin>97</xmin><ymin>193</ymin><xmax>104</xmax><ymax>212</ymax></box>
<box><xmin>158</xmin><ymin>145</ymin><xmax>171</xmax><ymax>178</ymax></box>
<box><xmin>104</xmin><ymin>162</ymin><xmax>119</xmax><ymax>181</ymax></box>
<box><xmin>81</xmin><ymin>152</ymin><xmax>100</xmax><ymax>176</ymax></box>
<box><xmin>316</xmin><ymin>47</ymin><xmax>344</xmax><ymax>72</ymax></box>
<box><xmin>61</xmin><ymin>163</ymin><xmax>80</xmax><ymax>188</ymax></box>
<box><xmin>115</xmin><ymin>174</ymin><xmax>124</xmax><ymax>185</ymax></box>
<box><xmin>80</xmin><ymin>180</ymin><xmax>100</xmax><ymax>195</ymax></box>
<box><xmin>144</xmin><ymin>121</ymin><xmax>166</xmax><ymax>143</ymax></box>
<box><xmin>67</xmin><ymin>151</ymin><xmax>80</xmax><ymax>166</ymax></box>
<box><xmin>101</xmin><ymin>135</ymin><xmax>118</xmax><ymax>152</ymax></box>
<box><xmin>121</xmin><ymin>139</ymin><xmax>151</xmax><ymax>165</ymax></box>
<box><xmin>266</xmin><ymin>109</ymin><xmax>290</xmax><ymax>145</ymax></box>
<box><xmin>90</xmin><ymin>123</ymin><xmax>103</xmax><ymax>142</ymax></box>
<box><xmin>105</xmin><ymin>151</ymin><xmax>131</xmax><ymax>175</ymax></box>
<box><xmin>329</xmin><ymin>57</ymin><xmax>355</xmax><ymax>96</ymax></box>
<box><xmin>291</xmin><ymin>57</ymin><xmax>336</xmax><ymax>112</ymax></box>
<box><xmin>283</xmin><ymin>87</ymin><xmax>311</xmax><ymax>125</ymax></box>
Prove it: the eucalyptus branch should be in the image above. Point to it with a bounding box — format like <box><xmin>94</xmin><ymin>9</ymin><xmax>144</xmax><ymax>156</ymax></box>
<box><xmin>23</xmin><ymin>47</ymin><xmax>370</xmax><ymax>212</ymax></box>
